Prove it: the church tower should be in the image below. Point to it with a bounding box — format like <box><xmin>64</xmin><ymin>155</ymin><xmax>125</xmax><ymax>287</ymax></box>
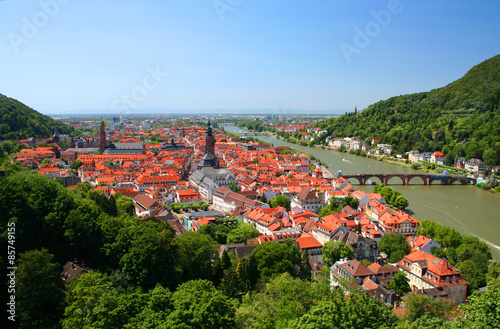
<box><xmin>70</xmin><ymin>134</ymin><xmax>76</xmax><ymax>149</ymax></box>
<box><xmin>205</xmin><ymin>120</ymin><xmax>215</xmax><ymax>156</ymax></box>
<box><xmin>196</xmin><ymin>120</ymin><xmax>219</xmax><ymax>169</ymax></box>
<box><xmin>52</xmin><ymin>125</ymin><xmax>59</xmax><ymax>144</ymax></box>
<box><xmin>99</xmin><ymin>120</ymin><xmax>106</xmax><ymax>154</ymax></box>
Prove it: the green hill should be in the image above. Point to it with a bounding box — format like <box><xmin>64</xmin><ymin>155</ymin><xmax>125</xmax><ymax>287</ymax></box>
<box><xmin>0</xmin><ymin>93</ymin><xmax>72</xmax><ymax>140</ymax></box>
<box><xmin>317</xmin><ymin>54</ymin><xmax>500</xmax><ymax>167</ymax></box>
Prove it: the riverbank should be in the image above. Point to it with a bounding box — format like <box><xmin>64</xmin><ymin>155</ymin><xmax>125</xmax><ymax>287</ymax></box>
<box><xmin>221</xmin><ymin>123</ymin><xmax>500</xmax><ymax>260</ymax></box>
<box><xmin>246</xmin><ymin>126</ymin><xmax>499</xmax><ymax>194</ymax></box>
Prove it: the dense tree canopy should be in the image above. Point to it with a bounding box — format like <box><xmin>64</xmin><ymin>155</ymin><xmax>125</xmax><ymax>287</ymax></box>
<box><xmin>341</xmin><ymin>196</ymin><xmax>359</xmax><ymax>209</ymax></box>
<box><xmin>175</xmin><ymin>231</ymin><xmax>220</xmax><ymax>282</ymax></box>
<box><xmin>378</xmin><ymin>233</ymin><xmax>411</xmax><ymax>263</ymax></box>
<box><xmin>387</xmin><ymin>271</ymin><xmax>411</xmax><ymax>296</ymax></box>
<box><xmin>0</xmin><ymin>93</ymin><xmax>72</xmax><ymax>139</ymax></box>
<box><xmin>456</xmin><ymin>278</ymin><xmax>500</xmax><ymax>328</ymax></box>
<box><xmin>322</xmin><ymin>241</ymin><xmax>355</xmax><ymax>266</ymax></box>
<box><xmin>374</xmin><ymin>184</ymin><xmax>409</xmax><ymax>210</ymax></box>
<box><xmin>235</xmin><ymin>273</ymin><xmax>332</xmax><ymax>329</ymax></box>
<box><xmin>16</xmin><ymin>249</ymin><xmax>65</xmax><ymax>329</ymax></box>
<box><xmin>268</xmin><ymin>195</ymin><xmax>291</xmax><ymax>210</ymax></box>
<box><xmin>251</xmin><ymin>240</ymin><xmax>301</xmax><ymax>282</ymax></box>
<box><xmin>290</xmin><ymin>288</ymin><xmax>398</xmax><ymax>329</ymax></box>
<box><xmin>167</xmin><ymin>279</ymin><xmax>236</xmax><ymax>329</ymax></box>
<box><xmin>396</xmin><ymin>294</ymin><xmax>457</xmax><ymax>328</ymax></box>
<box><xmin>227</xmin><ymin>222</ymin><xmax>260</xmax><ymax>244</ymax></box>
<box><xmin>417</xmin><ymin>219</ymin><xmax>492</xmax><ymax>292</ymax></box>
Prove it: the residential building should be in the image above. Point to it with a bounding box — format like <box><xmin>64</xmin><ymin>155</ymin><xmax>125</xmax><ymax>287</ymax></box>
<box><xmin>465</xmin><ymin>158</ymin><xmax>486</xmax><ymax>173</ymax></box>
<box><xmin>331</xmin><ymin>230</ymin><xmax>379</xmax><ymax>261</ymax></box>
<box><xmin>243</xmin><ymin>206</ymin><xmax>292</xmax><ymax>235</ymax></box>
<box><xmin>291</xmin><ymin>188</ymin><xmax>324</xmax><ymax>212</ymax></box>
<box><xmin>367</xmin><ymin>263</ymin><xmax>399</xmax><ymax>286</ymax></box>
<box><xmin>213</xmin><ymin>187</ymin><xmax>269</xmax><ymax>213</ymax></box>
<box><xmin>455</xmin><ymin>157</ymin><xmax>467</xmax><ymax>169</ymax></box>
<box><xmin>330</xmin><ymin>259</ymin><xmax>376</xmax><ymax>288</ymax></box>
<box><xmin>175</xmin><ymin>188</ymin><xmax>202</xmax><ymax>204</ymax></box>
<box><xmin>397</xmin><ymin>250</ymin><xmax>468</xmax><ymax>304</ymax></box>
<box><xmin>295</xmin><ymin>232</ymin><xmax>323</xmax><ymax>262</ymax></box>
<box><xmin>407</xmin><ymin>235</ymin><xmax>441</xmax><ymax>254</ymax></box>
<box><xmin>190</xmin><ymin>167</ymin><xmax>238</xmax><ymax>203</ymax></box>
<box><xmin>430</xmin><ymin>151</ymin><xmax>446</xmax><ymax>165</ymax></box>
<box><xmin>311</xmin><ymin>222</ymin><xmax>350</xmax><ymax>245</ymax></box>
<box><xmin>60</xmin><ymin>261</ymin><xmax>91</xmax><ymax>285</ymax></box>
<box><xmin>378</xmin><ymin>210</ymin><xmax>419</xmax><ymax>236</ymax></box>
<box><xmin>408</xmin><ymin>150</ymin><xmax>420</xmax><ymax>163</ymax></box>
<box><xmin>418</xmin><ymin>152</ymin><xmax>433</xmax><ymax>162</ymax></box>
<box><xmin>133</xmin><ymin>193</ymin><xmax>160</xmax><ymax>218</ymax></box>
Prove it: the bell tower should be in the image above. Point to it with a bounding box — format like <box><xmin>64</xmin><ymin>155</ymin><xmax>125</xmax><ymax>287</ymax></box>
<box><xmin>52</xmin><ymin>125</ymin><xmax>59</xmax><ymax>143</ymax></box>
<box><xmin>205</xmin><ymin>120</ymin><xmax>215</xmax><ymax>156</ymax></box>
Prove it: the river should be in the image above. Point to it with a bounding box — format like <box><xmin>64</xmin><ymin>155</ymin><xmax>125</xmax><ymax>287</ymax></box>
<box><xmin>221</xmin><ymin>124</ymin><xmax>500</xmax><ymax>260</ymax></box>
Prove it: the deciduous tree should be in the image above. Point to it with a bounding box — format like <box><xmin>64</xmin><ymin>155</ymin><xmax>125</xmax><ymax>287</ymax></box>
<box><xmin>252</xmin><ymin>239</ymin><xmax>300</xmax><ymax>282</ymax></box>
<box><xmin>17</xmin><ymin>249</ymin><xmax>65</xmax><ymax>329</ymax></box>
<box><xmin>175</xmin><ymin>231</ymin><xmax>219</xmax><ymax>282</ymax></box>
<box><xmin>166</xmin><ymin>279</ymin><xmax>236</xmax><ymax>328</ymax></box>
<box><xmin>269</xmin><ymin>195</ymin><xmax>291</xmax><ymax>210</ymax></box>
<box><xmin>379</xmin><ymin>233</ymin><xmax>411</xmax><ymax>263</ymax></box>
<box><xmin>322</xmin><ymin>241</ymin><xmax>355</xmax><ymax>266</ymax></box>
<box><xmin>387</xmin><ymin>271</ymin><xmax>411</xmax><ymax>296</ymax></box>
<box><xmin>227</xmin><ymin>222</ymin><xmax>259</xmax><ymax>244</ymax></box>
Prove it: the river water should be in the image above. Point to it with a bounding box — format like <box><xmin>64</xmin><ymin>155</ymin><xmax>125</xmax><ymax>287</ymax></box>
<box><xmin>221</xmin><ymin>124</ymin><xmax>500</xmax><ymax>260</ymax></box>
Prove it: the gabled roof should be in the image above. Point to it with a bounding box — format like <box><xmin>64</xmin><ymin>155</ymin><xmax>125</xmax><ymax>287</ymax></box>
<box><xmin>339</xmin><ymin>259</ymin><xmax>375</xmax><ymax>278</ymax></box>
<box><xmin>362</xmin><ymin>277</ymin><xmax>380</xmax><ymax>291</ymax></box>
<box><xmin>368</xmin><ymin>263</ymin><xmax>399</xmax><ymax>275</ymax></box>
<box><xmin>296</xmin><ymin>233</ymin><xmax>322</xmax><ymax>250</ymax></box>
<box><xmin>133</xmin><ymin>193</ymin><xmax>158</xmax><ymax>210</ymax></box>
<box><xmin>296</xmin><ymin>188</ymin><xmax>318</xmax><ymax>202</ymax></box>
<box><xmin>398</xmin><ymin>250</ymin><xmax>467</xmax><ymax>287</ymax></box>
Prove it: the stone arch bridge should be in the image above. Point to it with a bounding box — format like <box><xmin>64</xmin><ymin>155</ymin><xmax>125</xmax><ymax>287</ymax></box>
<box><xmin>342</xmin><ymin>173</ymin><xmax>477</xmax><ymax>186</ymax></box>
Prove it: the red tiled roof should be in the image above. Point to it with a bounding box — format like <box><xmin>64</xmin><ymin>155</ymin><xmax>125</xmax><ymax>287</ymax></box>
<box><xmin>362</xmin><ymin>277</ymin><xmax>379</xmax><ymax>291</ymax></box>
<box><xmin>340</xmin><ymin>259</ymin><xmax>375</xmax><ymax>277</ymax></box>
<box><xmin>398</xmin><ymin>250</ymin><xmax>467</xmax><ymax>287</ymax></box>
<box><xmin>296</xmin><ymin>233</ymin><xmax>322</xmax><ymax>250</ymax></box>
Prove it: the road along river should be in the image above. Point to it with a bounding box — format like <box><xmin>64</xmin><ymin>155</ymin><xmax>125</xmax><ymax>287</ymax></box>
<box><xmin>221</xmin><ymin>124</ymin><xmax>500</xmax><ymax>260</ymax></box>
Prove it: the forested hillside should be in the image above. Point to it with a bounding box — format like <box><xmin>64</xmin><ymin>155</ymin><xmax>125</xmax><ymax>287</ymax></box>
<box><xmin>0</xmin><ymin>93</ymin><xmax>72</xmax><ymax>139</ymax></box>
<box><xmin>317</xmin><ymin>55</ymin><xmax>500</xmax><ymax>165</ymax></box>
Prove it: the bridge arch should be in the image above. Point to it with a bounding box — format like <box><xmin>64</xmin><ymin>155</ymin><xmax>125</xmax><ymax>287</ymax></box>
<box><xmin>385</xmin><ymin>175</ymin><xmax>405</xmax><ymax>185</ymax></box>
<box><xmin>362</xmin><ymin>176</ymin><xmax>383</xmax><ymax>185</ymax></box>
<box><xmin>345</xmin><ymin>176</ymin><xmax>364</xmax><ymax>185</ymax></box>
<box><xmin>448</xmin><ymin>177</ymin><xmax>465</xmax><ymax>185</ymax></box>
<box><xmin>406</xmin><ymin>175</ymin><xmax>428</xmax><ymax>185</ymax></box>
<box><xmin>429</xmin><ymin>176</ymin><xmax>447</xmax><ymax>185</ymax></box>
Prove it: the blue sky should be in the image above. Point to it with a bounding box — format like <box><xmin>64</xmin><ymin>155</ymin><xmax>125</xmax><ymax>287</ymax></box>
<box><xmin>1</xmin><ymin>0</ymin><xmax>499</xmax><ymax>115</ymax></box>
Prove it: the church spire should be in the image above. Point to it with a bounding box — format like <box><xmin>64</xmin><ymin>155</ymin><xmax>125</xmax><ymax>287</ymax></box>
<box><xmin>207</xmin><ymin>120</ymin><xmax>213</xmax><ymax>136</ymax></box>
<box><xmin>52</xmin><ymin>124</ymin><xmax>60</xmax><ymax>143</ymax></box>
<box><xmin>205</xmin><ymin>120</ymin><xmax>215</xmax><ymax>156</ymax></box>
